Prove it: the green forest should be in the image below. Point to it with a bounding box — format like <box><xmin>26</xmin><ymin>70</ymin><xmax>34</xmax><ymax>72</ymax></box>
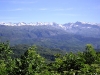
<box><xmin>1</xmin><ymin>42</ymin><xmax>100</xmax><ymax>75</ymax></box>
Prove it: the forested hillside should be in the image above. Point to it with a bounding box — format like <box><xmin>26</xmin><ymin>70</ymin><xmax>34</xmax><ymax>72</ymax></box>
<box><xmin>11</xmin><ymin>44</ymin><xmax>65</xmax><ymax>62</ymax></box>
<box><xmin>1</xmin><ymin>22</ymin><xmax>100</xmax><ymax>52</ymax></box>
<box><xmin>1</xmin><ymin>42</ymin><xmax>100</xmax><ymax>75</ymax></box>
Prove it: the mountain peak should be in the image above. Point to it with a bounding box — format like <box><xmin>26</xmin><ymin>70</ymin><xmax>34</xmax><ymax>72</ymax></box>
<box><xmin>0</xmin><ymin>21</ymin><xmax>99</xmax><ymax>27</ymax></box>
<box><xmin>0</xmin><ymin>22</ymin><xmax>59</xmax><ymax>26</ymax></box>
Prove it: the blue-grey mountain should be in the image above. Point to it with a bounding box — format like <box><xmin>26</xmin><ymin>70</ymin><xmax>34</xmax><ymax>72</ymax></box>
<box><xmin>0</xmin><ymin>21</ymin><xmax>100</xmax><ymax>52</ymax></box>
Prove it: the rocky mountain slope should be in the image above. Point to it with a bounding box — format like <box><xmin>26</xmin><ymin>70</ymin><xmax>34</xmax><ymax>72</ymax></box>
<box><xmin>0</xmin><ymin>21</ymin><xmax>100</xmax><ymax>51</ymax></box>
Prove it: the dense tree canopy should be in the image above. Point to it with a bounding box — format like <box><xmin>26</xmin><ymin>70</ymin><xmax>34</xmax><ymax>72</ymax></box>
<box><xmin>0</xmin><ymin>42</ymin><xmax>100</xmax><ymax>75</ymax></box>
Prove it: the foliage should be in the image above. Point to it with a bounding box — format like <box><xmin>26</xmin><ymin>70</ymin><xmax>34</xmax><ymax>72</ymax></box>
<box><xmin>0</xmin><ymin>42</ymin><xmax>15</xmax><ymax>75</ymax></box>
<box><xmin>12</xmin><ymin>45</ymin><xmax>65</xmax><ymax>62</ymax></box>
<box><xmin>1</xmin><ymin>42</ymin><xmax>100</xmax><ymax>75</ymax></box>
<box><xmin>83</xmin><ymin>44</ymin><xmax>97</xmax><ymax>64</ymax></box>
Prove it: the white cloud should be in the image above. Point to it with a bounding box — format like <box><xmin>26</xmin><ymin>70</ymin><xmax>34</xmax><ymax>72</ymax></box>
<box><xmin>0</xmin><ymin>17</ymin><xmax>20</xmax><ymax>22</ymax></box>
<box><xmin>15</xmin><ymin>8</ymin><xmax>24</xmax><ymax>11</ymax></box>
<box><xmin>15</xmin><ymin>8</ymin><xmax>32</xmax><ymax>11</ymax></box>
<box><xmin>11</xmin><ymin>1</ymin><xmax>37</xmax><ymax>4</ymax></box>
<box><xmin>0</xmin><ymin>0</ymin><xmax>38</xmax><ymax>4</ymax></box>
<box><xmin>0</xmin><ymin>17</ymin><xmax>20</xmax><ymax>19</ymax></box>
<box><xmin>55</xmin><ymin>13</ymin><xmax>81</xmax><ymax>16</ymax></box>
<box><xmin>0</xmin><ymin>16</ymin><xmax>22</xmax><ymax>22</ymax></box>
<box><xmin>66</xmin><ymin>8</ymin><xmax>74</xmax><ymax>10</ymax></box>
<box><xmin>53</xmin><ymin>8</ymin><xmax>74</xmax><ymax>11</ymax></box>
<box><xmin>54</xmin><ymin>8</ymin><xmax>65</xmax><ymax>11</ymax></box>
<box><xmin>39</xmin><ymin>8</ymin><xmax>48</xmax><ymax>11</ymax></box>
<box><xmin>0</xmin><ymin>8</ymin><xmax>32</xmax><ymax>11</ymax></box>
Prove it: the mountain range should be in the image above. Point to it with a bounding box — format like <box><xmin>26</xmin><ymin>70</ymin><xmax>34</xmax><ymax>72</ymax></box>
<box><xmin>0</xmin><ymin>21</ymin><xmax>100</xmax><ymax>52</ymax></box>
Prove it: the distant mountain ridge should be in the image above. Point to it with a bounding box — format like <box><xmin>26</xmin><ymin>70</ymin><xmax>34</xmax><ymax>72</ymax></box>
<box><xmin>0</xmin><ymin>21</ymin><xmax>100</xmax><ymax>51</ymax></box>
<box><xmin>0</xmin><ymin>21</ymin><xmax>99</xmax><ymax>26</ymax></box>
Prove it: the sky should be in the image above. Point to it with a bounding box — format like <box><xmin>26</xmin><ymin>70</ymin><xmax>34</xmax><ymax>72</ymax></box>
<box><xmin>0</xmin><ymin>0</ymin><xmax>100</xmax><ymax>24</ymax></box>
